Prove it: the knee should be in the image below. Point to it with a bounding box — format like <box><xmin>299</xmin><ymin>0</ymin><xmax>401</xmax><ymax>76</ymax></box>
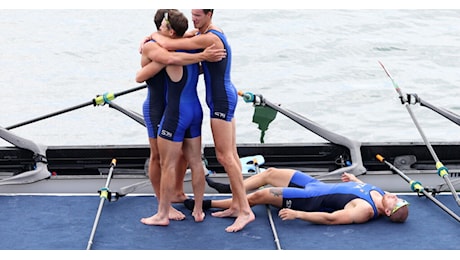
<box><xmin>264</xmin><ymin>167</ymin><xmax>276</xmax><ymax>175</ymax></box>
<box><xmin>149</xmin><ymin>152</ymin><xmax>160</xmax><ymax>162</ymax></box>
<box><xmin>215</xmin><ymin>150</ymin><xmax>230</xmax><ymax>161</ymax></box>
<box><xmin>215</xmin><ymin>152</ymin><xmax>235</xmax><ymax>168</ymax></box>
<box><xmin>260</xmin><ymin>167</ymin><xmax>277</xmax><ymax>180</ymax></box>
<box><xmin>247</xmin><ymin>189</ymin><xmax>268</xmax><ymax>205</ymax></box>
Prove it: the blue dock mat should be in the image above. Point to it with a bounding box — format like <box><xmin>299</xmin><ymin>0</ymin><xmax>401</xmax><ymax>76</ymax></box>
<box><xmin>1</xmin><ymin>194</ymin><xmax>459</xmax><ymax>250</ymax></box>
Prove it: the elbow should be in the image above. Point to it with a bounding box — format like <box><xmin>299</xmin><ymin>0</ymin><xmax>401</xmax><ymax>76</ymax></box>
<box><xmin>135</xmin><ymin>73</ymin><xmax>145</xmax><ymax>83</ymax></box>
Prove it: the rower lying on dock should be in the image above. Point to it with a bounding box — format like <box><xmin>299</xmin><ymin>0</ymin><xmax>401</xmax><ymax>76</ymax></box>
<box><xmin>186</xmin><ymin>167</ymin><xmax>409</xmax><ymax>225</ymax></box>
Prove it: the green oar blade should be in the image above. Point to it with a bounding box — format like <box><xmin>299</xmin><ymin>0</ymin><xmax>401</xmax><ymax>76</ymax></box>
<box><xmin>252</xmin><ymin>106</ymin><xmax>277</xmax><ymax>143</ymax></box>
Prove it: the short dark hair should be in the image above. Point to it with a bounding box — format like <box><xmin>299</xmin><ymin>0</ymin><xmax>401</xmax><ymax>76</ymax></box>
<box><xmin>153</xmin><ymin>9</ymin><xmax>178</xmax><ymax>30</ymax></box>
<box><xmin>203</xmin><ymin>9</ymin><xmax>214</xmax><ymax>17</ymax></box>
<box><xmin>167</xmin><ymin>10</ymin><xmax>188</xmax><ymax>37</ymax></box>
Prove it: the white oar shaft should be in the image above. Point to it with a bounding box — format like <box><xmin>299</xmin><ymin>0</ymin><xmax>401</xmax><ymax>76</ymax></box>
<box><xmin>254</xmin><ymin>159</ymin><xmax>281</xmax><ymax>250</ymax></box>
<box><xmin>403</xmin><ymin>103</ymin><xmax>440</xmax><ymax>162</ymax></box>
<box><xmin>379</xmin><ymin>61</ymin><xmax>460</xmax><ymax>206</ymax></box>
<box><xmin>86</xmin><ymin>159</ymin><xmax>117</xmax><ymax>250</ymax></box>
<box><xmin>403</xmin><ymin>103</ymin><xmax>459</xmax><ymax>198</ymax></box>
<box><xmin>86</xmin><ymin>198</ymin><xmax>105</xmax><ymax>250</ymax></box>
<box><xmin>266</xmin><ymin>205</ymin><xmax>282</xmax><ymax>250</ymax></box>
<box><xmin>378</xmin><ymin>155</ymin><xmax>460</xmax><ymax>222</ymax></box>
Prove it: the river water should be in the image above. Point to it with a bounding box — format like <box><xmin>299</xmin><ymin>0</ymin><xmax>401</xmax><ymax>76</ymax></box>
<box><xmin>1</xmin><ymin>9</ymin><xmax>460</xmax><ymax>146</ymax></box>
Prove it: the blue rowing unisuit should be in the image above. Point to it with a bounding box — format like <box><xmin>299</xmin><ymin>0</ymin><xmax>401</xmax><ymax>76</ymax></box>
<box><xmin>283</xmin><ymin>171</ymin><xmax>385</xmax><ymax>219</ymax></box>
<box><xmin>200</xmin><ymin>29</ymin><xmax>237</xmax><ymax>122</ymax></box>
<box><xmin>157</xmin><ymin>50</ymin><xmax>202</xmax><ymax>142</ymax></box>
<box><xmin>142</xmin><ymin>39</ymin><xmax>167</xmax><ymax>139</ymax></box>
<box><xmin>143</xmin><ymin>69</ymin><xmax>167</xmax><ymax>138</ymax></box>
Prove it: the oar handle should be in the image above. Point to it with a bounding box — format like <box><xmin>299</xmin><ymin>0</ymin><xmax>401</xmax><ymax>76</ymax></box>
<box><xmin>238</xmin><ymin>90</ymin><xmax>255</xmax><ymax>103</ymax></box>
<box><xmin>103</xmin><ymin>158</ymin><xmax>117</xmax><ymax>188</ymax></box>
<box><xmin>253</xmin><ymin>158</ymin><xmax>260</xmax><ymax>174</ymax></box>
<box><xmin>375</xmin><ymin>154</ymin><xmax>385</xmax><ymax>163</ymax></box>
<box><xmin>110</xmin><ymin>158</ymin><xmax>117</xmax><ymax>167</ymax></box>
<box><xmin>93</xmin><ymin>93</ymin><xmax>115</xmax><ymax>106</ymax></box>
<box><xmin>376</xmin><ymin>154</ymin><xmax>415</xmax><ymax>188</ymax></box>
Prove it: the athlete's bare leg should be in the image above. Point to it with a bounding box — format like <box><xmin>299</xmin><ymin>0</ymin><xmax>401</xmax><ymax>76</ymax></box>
<box><xmin>142</xmin><ymin>138</ymin><xmax>186</xmax><ymax>221</ymax></box>
<box><xmin>141</xmin><ymin>138</ymin><xmax>183</xmax><ymax>226</ymax></box>
<box><xmin>183</xmin><ymin>137</ymin><xmax>206</xmax><ymax>222</ymax></box>
<box><xmin>210</xmin><ymin>118</ymin><xmax>254</xmax><ymax>232</ymax></box>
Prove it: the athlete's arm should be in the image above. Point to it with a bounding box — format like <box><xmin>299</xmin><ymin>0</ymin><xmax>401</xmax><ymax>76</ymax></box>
<box><xmin>183</xmin><ymin>29</ymin><xmax>199</xmax><ymax>38</ymax></box>
<box><xmin>278</xmin><ymin>205</ymin><xmax>371</xmax><ymax>225</ymax></box>
<box><xmin>151</xmin><ymin>31</ymin><xmax>214</xmax><ymax>51</ymax></box>
<box><xmin>144</xmin><ymin>41</ymin><xmax>225</xmax><ymax>66</ymax></box>
<box><xmin>136</xmin><ymin>40</ymin><xmax>225</xmax><ymax>83</ymax></box>
<box><xmin>135</xmin><ymin>61</ymin><xmax>165</xmax><ymax>83</ymax></box>
<box><xmin>341</xmin><ymin>173</ymin><xmax>364</xmax><ymax>184</ymax></box>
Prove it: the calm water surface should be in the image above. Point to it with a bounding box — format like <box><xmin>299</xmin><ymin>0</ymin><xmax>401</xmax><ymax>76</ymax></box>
<box><xmin>1</xmin><ymin>9</ymin><xmax>460</xmax><ymax>146</ymax></box>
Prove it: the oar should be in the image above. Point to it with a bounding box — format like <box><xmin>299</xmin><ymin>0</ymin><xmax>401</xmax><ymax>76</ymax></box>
<box><xmin>406</xmin><ymin>93</ymin><xmax>460</xmax><ymax>126</ymax></box>
<box><xmin>254</xmin><ymin>158</ymin><xmax>281</xmax><ymax>250</ymax></box>
<box><xmin>378</xmin><ymin>61</ymin><xmax>460</xmax><ymax>206</ymax></box>
<box><xmin>238</xmin><ymin>90</ymin><xmax>366</xmax><ymax>177</ymax></box>
<box><xmin>86</xmin><ymin>158</ymin><xmax>117</xmax><ymax>250</ymax></box>
<box><xmin>6</xmin><ymin>84</ymin><xmax>147</xmax><ymax>130</ymax></box>
<box><xmin>116</xmin><ymin>180</ymin><xmax>151</xmax><ymax>198</ymax></box>
<box><xmin>251</xmin><ymin>105</ymin><xmax>278</xmax><ymax>143</ymax></box>
<box><xmin>376</xmin><ymin>154</ymin><xmax>460</xmax><ymax>222</ymax></box>
<box><xmin>108</xmin><ymin>101</ymin><xmax>146</xmax><ymax>127</ymax></box>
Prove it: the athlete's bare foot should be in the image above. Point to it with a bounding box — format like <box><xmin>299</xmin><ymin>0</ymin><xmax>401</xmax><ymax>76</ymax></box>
<box><xmin>169</xmin><ymin>206</ymin><xmax>186</xmax><ymax>220</ymax></box>
<box><xmin>140</xmin><ymin>213</ymin><xmax>169</xmax><ymax>226</ymax></box>
<box><xmin>225</xmin><ymin>212</ymin><xmax>255</xmax><ymax>232</ymax></box>
<box><xmin>211</xmin><ymin>208</ymin><xmax>239</xmax><ymax>218</ymax></box>
<box><xmin>211</xmin><ymin>208</ymin><xmax>255</xmax><ymax>232</ymax></box>
<box><xmin>192</xmin><ymin>211</ymin><xmax>205</xmax><ymax>222</ymax></box>
<box><xmin>171</xmin><ymin>192</ymin><xmax>188</xmax><ymax>203</ymax></box>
